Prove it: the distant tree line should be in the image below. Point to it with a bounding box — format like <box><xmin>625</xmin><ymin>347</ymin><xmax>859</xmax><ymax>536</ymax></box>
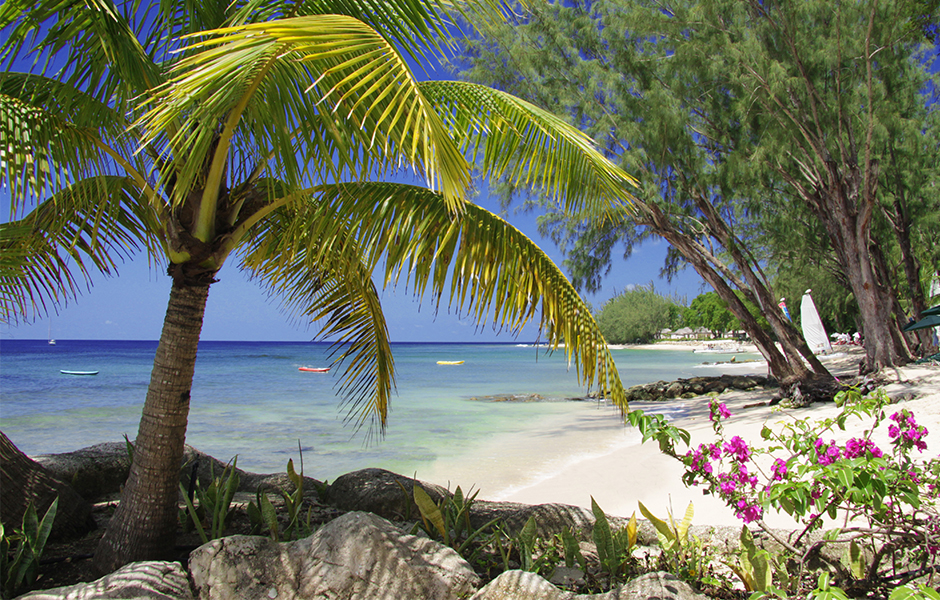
<box><xmin>596</xmin><ymin>286</ymin><xmax>859</xmax><ymax>346</ymax></box>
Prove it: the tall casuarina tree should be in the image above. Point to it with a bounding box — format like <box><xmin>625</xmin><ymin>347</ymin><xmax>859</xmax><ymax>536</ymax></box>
<box><xmin>455</xmin><ymin>0</ymin><xmax>939</xmax><ymax>372</ymax></box>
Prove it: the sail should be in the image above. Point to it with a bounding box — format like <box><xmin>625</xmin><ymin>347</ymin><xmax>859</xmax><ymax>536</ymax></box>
<box><xmin>800</xmin><ymin>292</ymin><xmax>831</xmax><ymax>355</ymax></box>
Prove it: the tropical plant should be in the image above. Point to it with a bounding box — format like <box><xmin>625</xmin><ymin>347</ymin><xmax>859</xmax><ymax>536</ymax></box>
<box><xmin>590</xmin><ymin>497</ymin><xmax>638</xmax><ymax>580</ymax></box>
<box><xmin>0</xmin><ymin>498</ymin><xmax>58</xmax><ymax>598</ymax></box>
<box><xmin>0</xmin><ymin>0</ymin><xmax>636</xmax><ymax>572</ymax></box>
<box><xmin>637</xmin><ymin>500</ymin><xmax>710</xmax><ymax>582</ymax></box>
<box><xmin>411</xmin><ymin>484</ymin><xmax>499</xmax><ymax>556</ymax></box>
<box><xmin>247</xmin><ymin>455</ymin><xmax>313</xmax><ymax>541</ymax></box>
<box><xmin>676</xmin><ymin>391</ymin><xmax>940</xmax><ymax>596</ymax></box>
<box><xmin>178</xmin><ymin>457</ymin><xmax>240</xmax><ymax>544</ymax></box>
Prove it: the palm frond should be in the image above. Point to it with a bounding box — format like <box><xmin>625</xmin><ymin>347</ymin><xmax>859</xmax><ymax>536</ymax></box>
<box><xmin>0</xmin><ymin>176</ymin><xmax>162</xmax><ymax>322</ymax></box>
<box><xmin>1</xmin><ymin>0</ymin><xmax>164</xmax><ymax>103</ymax></box>
<box><xmin>224</xmin><ymin>0</ymin><xmax>511</xmax><ymax>62</ymax></box>
<box><xmin>277</xmin><ymin>181</ymin><xmax>629</xmax><ymax>416</ymax></box>
<box><xmin>0</xmin><ymin>73</ymin><xmax>144</xmax><ymax>212</ymax></box>
<box><xmin>238</xmin><ymin>194</ymin><xmax>395</xmax><ymax>436</ymax></box>
<box><xmin>137</xmin><ymin>15</ymin><xmax>471</xmax><ymax>213</ymax></box>
<box><xmin>420</xmin><ymin>80</ymin><xmax>639</xmax><ymax>216</ymax></box>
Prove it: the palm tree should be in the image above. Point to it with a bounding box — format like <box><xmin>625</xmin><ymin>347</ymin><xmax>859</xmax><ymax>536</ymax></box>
<box><xmin>1</xmin><ymin>0</ymin><xmax>636</xmax><ymax>572</ymax></box>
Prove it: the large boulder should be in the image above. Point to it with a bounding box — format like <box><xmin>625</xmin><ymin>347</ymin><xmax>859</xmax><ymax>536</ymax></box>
<box><xmin>32</xmin><ymin>442</ymin><xmax>132</xmax><ymax>501</ymax></box>
<box><xmin>469</xmin><ymin>571</ymin><xmax>709</xmax><ymax>600</ymax></box>
<box><xmin>32</xmin><ymin>442</ymin><xmax>326</xmax><ymax>502</ymax></box>
<box><xmin>189</xmin><ymin>511</ymin><xmax>480</xmax><ymax>600</ymax></box>
<box><xmin>16</xmin><ymin>561</ymin><xmax>193</xmax><ymax>600</ymax></box>
<box><xmin>327</xmin><ymin>468</ymin><xmax>451</xmax><ymax>520</ymax></box>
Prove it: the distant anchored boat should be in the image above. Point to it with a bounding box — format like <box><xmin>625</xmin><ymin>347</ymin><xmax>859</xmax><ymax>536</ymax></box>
<box><xmin>692</xmin><ymin>344</ymin><xmax>747</xmax><ymax>354</ymax></box>
<box><xmin>60</xmin><ymin>370</ymin><xmax>99</xmax><ymax>376</ymax></box>
<box><xmin>436</xmin><ymin>360</ymin><xmax>464</xmax><ymax>365</ymax></box>
<box><xmin>298</xmin><ymin>366</ymin><xmax>330</xmax><ymax>373</ymax></box>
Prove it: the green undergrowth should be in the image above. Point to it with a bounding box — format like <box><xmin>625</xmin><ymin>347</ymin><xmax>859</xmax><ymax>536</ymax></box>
<box><xmin>171</xmin><ymin>386</ymin><xmax>940</xmax><ymax>598</ymax></box>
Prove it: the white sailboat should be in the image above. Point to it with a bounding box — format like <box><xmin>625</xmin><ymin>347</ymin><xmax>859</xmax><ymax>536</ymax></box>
<box><xmin>48</xmin><ymin>321</ymin><xmax>56</xmax><ymax>345</ymax></box>
<box><xmin>800</xmin><ymin>290</ymin><xmax>831</xmax><ymax>355</ymax></box>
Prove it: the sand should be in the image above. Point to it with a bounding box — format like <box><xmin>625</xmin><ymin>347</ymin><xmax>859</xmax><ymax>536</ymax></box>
<box><xmin>419</xmin><ymin>345</ymin><xmax>940</xmax><ymax>529</ymax></box>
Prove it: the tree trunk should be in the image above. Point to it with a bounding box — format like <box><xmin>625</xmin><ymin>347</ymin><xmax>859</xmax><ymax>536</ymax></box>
<box><xmin>642</xmin><ymin>205</ymin><xmax>808</xmax><ymax>384</ymax></box>
<box><xmin>691</xmin><ymin>193</ymin><xmax>832</xmax><ymax>379</ymax></box>
<box><xmin>885</xmin><ymin>151</ymin><xmax>936</xmax><ymax>355</ymax></box>
<box><xmin>93</xmin><ymin>279</ymin><xmax>210</xmax><ymax>574</ymax></box>
<box><xmin>817</xmin><ymin>172</ymin><xmax>911</xmax><ymax>372</ymax></box>
<box><xmin>0</xmin><ymin>432</ymin><xmax>97</xmax><ymax>541</ymax></box>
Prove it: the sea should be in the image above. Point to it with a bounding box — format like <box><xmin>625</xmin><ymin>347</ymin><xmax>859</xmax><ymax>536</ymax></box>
<box><xmin>0</xmin><ymin>339</ymin><xmax>758</xmax><ymax>496</ymax></box>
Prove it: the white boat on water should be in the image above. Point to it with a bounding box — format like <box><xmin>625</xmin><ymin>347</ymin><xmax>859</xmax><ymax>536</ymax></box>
<box><xmin>693</xmin><ymin>344</ymin><xmax>747</xmax><ymax>354</ymax></box>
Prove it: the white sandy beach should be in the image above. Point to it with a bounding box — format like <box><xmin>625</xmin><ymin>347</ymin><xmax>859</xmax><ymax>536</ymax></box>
<box><xmin>418</xmin><ymin>344</ymin><xmax>940</xmax><ymax>528</ymax></box>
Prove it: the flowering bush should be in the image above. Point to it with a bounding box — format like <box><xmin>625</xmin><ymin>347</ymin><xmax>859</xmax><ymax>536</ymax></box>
<box><xmin>632</xmin><ymin>388</ymin><xmax>940</xmax><ymax>595</ymax></box>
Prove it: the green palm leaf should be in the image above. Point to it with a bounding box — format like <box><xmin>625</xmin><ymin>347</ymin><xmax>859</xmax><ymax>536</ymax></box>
<box><xmin>1</xmin><ymin>0</ymin><xmax>164</xmax><ymax>103</ymax></box>
<box><xmin>420</xmin><ymin>80</ymin><xmax>639</xmax><ymax>214</ymax></box>
<box><xmin>0</xmin><ymin>176</ymin><xmax>159</xmax><ymax>322</ymax></box>
<box><xmin>0</xmin><ymin>74</ymin><xmax>146</xmax><ymax>210</ymax></box>
<box><xmin>238</xmin><ymin>196</ymin><xmax>395</xmax><ymax>435</ymax></box>
<box><xmin>137</xmin><ymin>15</ymin><xmax>471</xmax><ymax>224</ymax></box>
<box><xmin>276</xmin><ymin>182</ymin><xmax>627</xmax><ymax>421</ymax></box>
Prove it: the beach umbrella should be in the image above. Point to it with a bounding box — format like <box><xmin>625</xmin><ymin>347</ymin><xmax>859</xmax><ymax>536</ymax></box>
<box><xmin>923</xmin><ymin>305</ymin><xmax>940</xmax><ymax>317</ymax></box>
<box><xmin>903</xmin><ymin>314</ymin><xmax>940</xmax><ymax>332</ymax></box>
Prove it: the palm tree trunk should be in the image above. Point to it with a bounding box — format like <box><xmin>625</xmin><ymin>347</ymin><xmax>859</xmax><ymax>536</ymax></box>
<box><xmin>93</xmin><ymin>278</ymin><xmax>210</xmax><ymax>574</ymax></box>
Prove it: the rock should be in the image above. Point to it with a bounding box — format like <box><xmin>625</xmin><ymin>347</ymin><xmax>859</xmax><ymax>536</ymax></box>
<box><xmin>616</xmin><ymin>572</ymin><xmax>710</xmax><ymax>599</ymax></box>
<box><xmin>664</xmin><ymin>382</ymin><xmax>684</xmax><ymax>399</ymax></box>
<box><xmin>32</xmin><ymin>442</ymin><xmax>327</xmax><ymax>503</ymax></box>
<box><xmin>189</xmin><ymin>511</ymin><xmax>480</xmax><ymax>600</ymax></box>
<box><xmin>17</xmin><ymin>561</ymin><xmax>193</xmax><ymax>600</ymax></box>
<box><xmin>469</xmin><ymin>570</ymin><xmax>708</xmax><ymax>599</ymax></box>
<box><xmin>470</xmin><ymin>502</ymin><xmax>600</xmax><ymax>541</ymax></box>
<box><xmin>623</xmin><ymin>375</ymin><xmax>770</xmax><ymax>402</ymax></box>
<box><xmin>32</xmin><ymin>442</ymin><xmax>132</xmax><ymax>502</ymax></box>
<box><xmin>728</xmin><ymin>375</ymin><xmax>762</xmax><ymax>391</ymax></box>
<box><xmin>469</xmin><ymin>570</ymin><xmax>571</xmax><ymax>599</ymax></box>
<box><xmin>327</xmin><ymin>468</ymin><xmax>450</xmax><ymax>520</ymax></box>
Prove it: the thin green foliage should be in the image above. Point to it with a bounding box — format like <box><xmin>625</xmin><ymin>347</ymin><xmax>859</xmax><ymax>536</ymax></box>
<box><xmin>590</xmin><ymin>497</ymin><xmax>638</xmax><ymax>579</ymax></box>
<box><xmin>412</xmin><ymin>483</ymin><xmax>499</xmax><ymax>557</ymax></box>
<box><xmin>179</xmin><ymin>457</ymin><xmax>240</xmax><ymax>544</ymax></box>
<box><xmin>0</xmin><ymin>498</ymin><xmax>58</xmax><ymax>598</ymax></box>
<box><xmin>247</xmin><ymin>446</ymin><xmax>314</xmax><ymax>541</ymax></box>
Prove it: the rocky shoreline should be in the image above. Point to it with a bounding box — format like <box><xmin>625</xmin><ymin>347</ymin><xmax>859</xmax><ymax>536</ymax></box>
<box><xmin>466</xmin><ymin>373</ymin><xmax>772</xmax><ymax>404</ymax></box>
<box><xmin>6</xmin><ymin>440</ymin><xmax>826</xmax><ymax>600</ymax></box>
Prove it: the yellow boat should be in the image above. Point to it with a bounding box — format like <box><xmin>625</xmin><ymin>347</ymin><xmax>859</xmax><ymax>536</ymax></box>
<box><xmin>436</xmin><ymin>360</ymin><xmax>464</xmax><ymax>365</ymax></box>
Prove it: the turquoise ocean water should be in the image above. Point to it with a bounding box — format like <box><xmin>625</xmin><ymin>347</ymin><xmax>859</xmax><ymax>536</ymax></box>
<box><xmin>0</xmin><ymin>340</ymin><xmax>756</xmax><ymax>482</ymax></box>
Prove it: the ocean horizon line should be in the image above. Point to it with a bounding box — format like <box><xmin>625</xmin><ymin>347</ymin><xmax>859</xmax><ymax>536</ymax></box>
<box><xmin>1</xmin><ymin>338</ymin><xmax>555</xmax><ymax>346</ymax></box>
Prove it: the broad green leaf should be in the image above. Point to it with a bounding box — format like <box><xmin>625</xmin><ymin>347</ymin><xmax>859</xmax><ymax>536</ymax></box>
<box><xmin>561</xmin><ymin>527</ymin><xmax>583</xmax><ymax>570</ymax></box>
<box><xmin>638</xmin><ymin>501</ymin><xmax>674</xmax><ymax>545</ymax></box>
<box><xmin>676</xmin><ymin>502</ymin><xmax>694</xmax><ymax>543</ymax></box>
<box><xmin>591</xmin><ymin>497</ymin><xmax>615</xmax><ymax>571</ymax></box>
<box><xmin>414</xmin><ymin>485</ymin><xmax>447</xmax><ymax>543</ymax></box>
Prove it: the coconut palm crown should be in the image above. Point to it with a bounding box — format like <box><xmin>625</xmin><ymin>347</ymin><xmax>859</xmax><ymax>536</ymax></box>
<box><xmin>1</xmin><ymin>0</ymin><xmax>637</xmax><ymax>572</ymax></box>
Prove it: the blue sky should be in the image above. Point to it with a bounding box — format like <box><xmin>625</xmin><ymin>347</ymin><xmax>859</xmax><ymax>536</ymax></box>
<box><xmin>0</xmin><ymin>17</ymin><xmax>714</xmax><ymax>344</ymax></box>
<box><xmin>1</xmin><ymin>194</ymin><xmax>705</xmax><ymax>342</ymax></box>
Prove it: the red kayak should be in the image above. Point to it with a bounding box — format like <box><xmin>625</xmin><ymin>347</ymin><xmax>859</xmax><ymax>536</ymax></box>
<box><xmin>298</xmin><ymin>367</ymin><xmax>330</xmax><ymax>373</ymax></box>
